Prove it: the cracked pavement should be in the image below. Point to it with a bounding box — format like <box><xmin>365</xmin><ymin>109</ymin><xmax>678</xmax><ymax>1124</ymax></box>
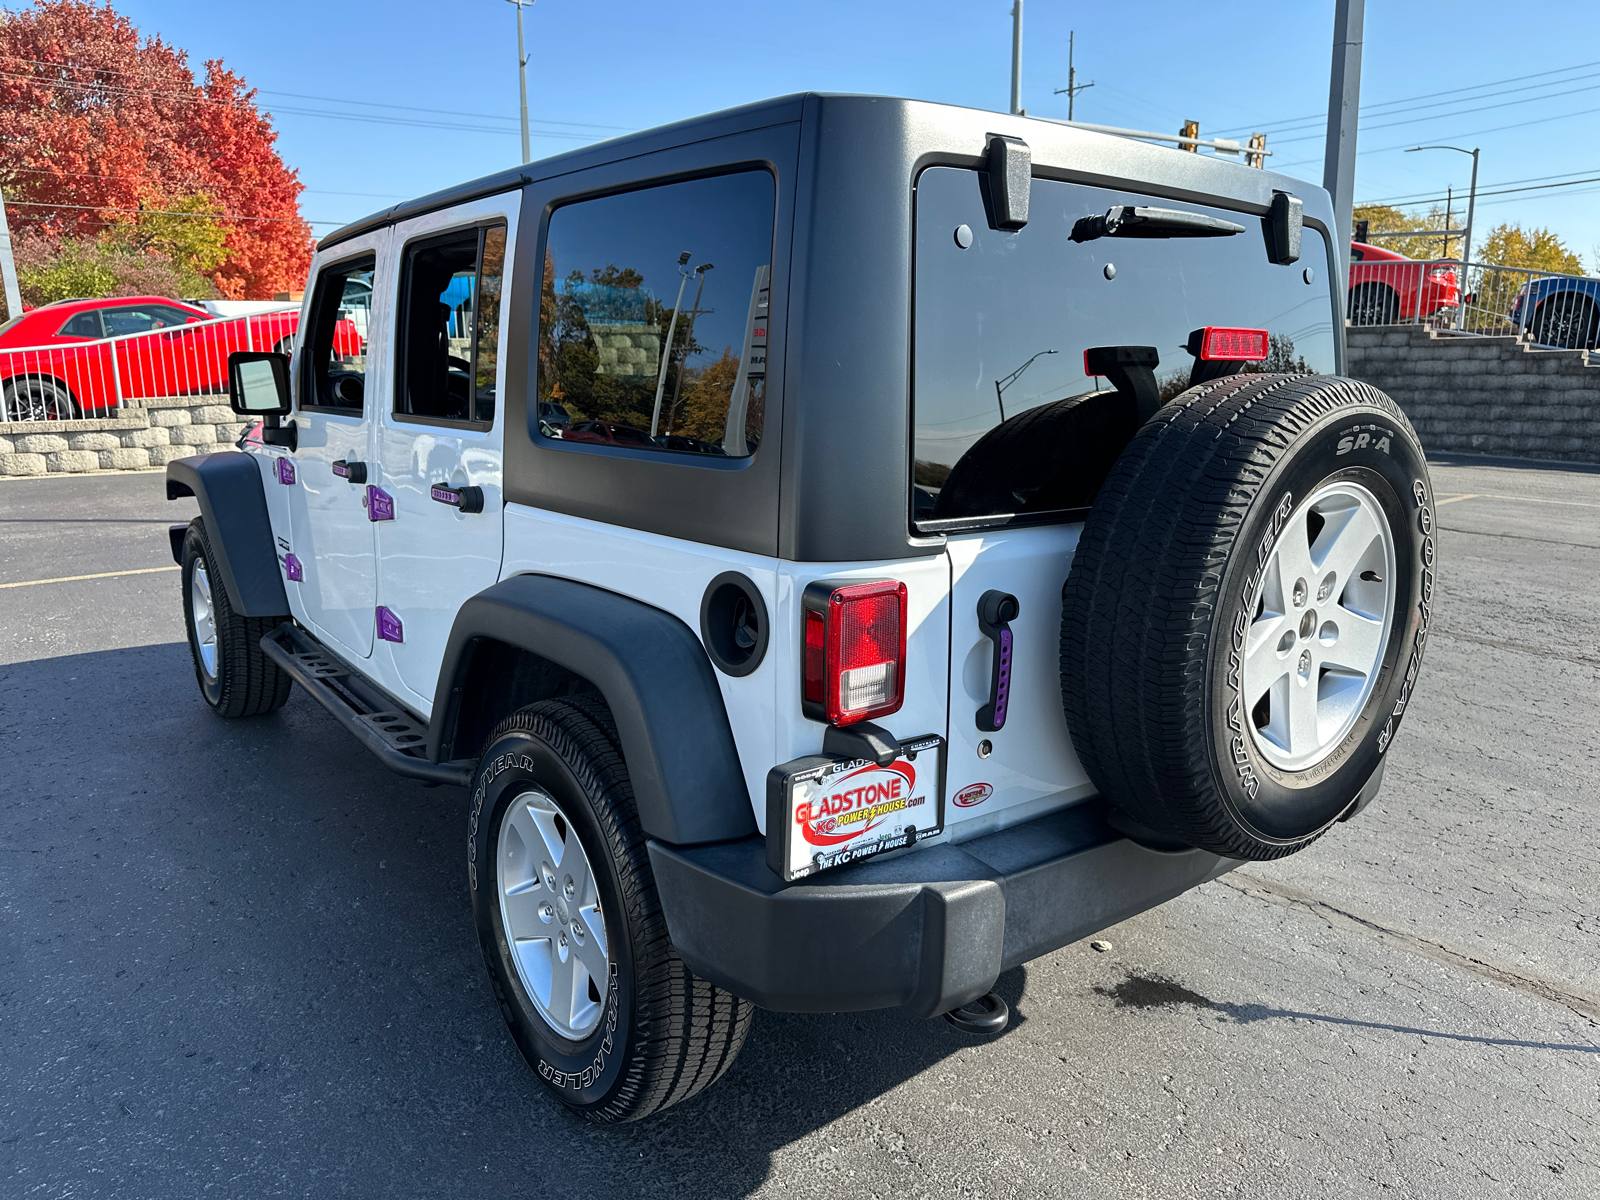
<box><xmin>1</xmin><ymin>457</ymin><xmax>1596</xmax><ymax>1199</ymax></box>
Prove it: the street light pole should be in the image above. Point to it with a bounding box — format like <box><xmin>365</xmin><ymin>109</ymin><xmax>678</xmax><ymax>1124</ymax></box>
<box><xmin>1010</xmin><ymin>0</ymin><xmax>1023</xmax><ymax>115</ymax></box>
<box><xmin>1323</xmin><ymin>0</ymin><xmax>1365</xmax><ymax>251</ymax></box>
<box><xmin>1407</xmin><ymin>144</ymin><xmax>1480</xmax><ymax>328</ymax></box>
<box><xmin>506</xmin><ymin>0</ymin><xmax>534</xmax><ymax>163</ymax></box>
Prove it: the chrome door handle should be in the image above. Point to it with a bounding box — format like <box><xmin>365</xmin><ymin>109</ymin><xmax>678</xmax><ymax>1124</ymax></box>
<box><xmin>430</xmin><ymin>482</ymin><xmax>484</xmax><ymax>514</ymax></box>
<box><xmin>332</xmin><ymin>459</ymin><xmax>367</xmax><ymax>483</ymax></box>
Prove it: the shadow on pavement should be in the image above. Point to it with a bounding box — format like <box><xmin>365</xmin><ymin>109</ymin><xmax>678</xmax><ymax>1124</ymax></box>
<box><xmin>0</xmin><ymin>644</ymin><xmax>1029</xmax><ymax>1199</ymax></box>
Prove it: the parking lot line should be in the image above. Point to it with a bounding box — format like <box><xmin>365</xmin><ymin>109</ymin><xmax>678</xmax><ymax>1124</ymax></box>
<box><xmin>0</xmin><ymin>565</ymin><xmax>180</xmax><ymax>589</ymax></box>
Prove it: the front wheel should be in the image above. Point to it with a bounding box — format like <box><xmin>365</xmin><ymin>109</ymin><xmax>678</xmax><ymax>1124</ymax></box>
<box><xmin>468</xmin><ymin>700</ymin><xmax>752</xmax><ymax>1122</ymax></box>
<box><xmin>181</xmin><ymin>519</ymin><xmax>293</xmax><ymax>717</ymax></box>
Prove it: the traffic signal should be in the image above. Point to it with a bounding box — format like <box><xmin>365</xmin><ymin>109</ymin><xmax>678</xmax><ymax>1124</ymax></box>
<box><xmin>1180</xmin><ymin>119</ymin><xmax>1199</xmax><ymax>152</ymax></box>
<box><xmin>1354</xmin><ymin>219</ymin><xmax>1369</xmax><ymax>243</ymax></box>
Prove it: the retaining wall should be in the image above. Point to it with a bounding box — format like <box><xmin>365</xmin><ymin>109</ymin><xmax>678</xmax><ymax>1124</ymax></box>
<box><xmin>0</xmin><ymin>394</ymin><xmax>252</xmax><ymax>477</ymax></box>
<box><xmin>1346</xmin><ymin>325</ymin><xmax>1600</xmax><ymax>464</ymax></box>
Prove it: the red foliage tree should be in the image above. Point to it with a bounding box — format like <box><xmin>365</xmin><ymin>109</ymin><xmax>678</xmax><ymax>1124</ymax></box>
<box><xmin>0</xmin><ymin>0</ymin><xmax>312</xmax><ymax>298</ymax></box>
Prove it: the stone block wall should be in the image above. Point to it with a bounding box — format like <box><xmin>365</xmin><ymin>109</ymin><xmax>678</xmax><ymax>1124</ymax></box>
<box><xmin>0</xmin><ymin>393</ymin><xmax>254</xmax><ymax>477</ymax></box>
<box><xmin>1345</xmin><ymin>325</ymin><xmax>1600</xmax><ymax>463</ymax></box>
<box><xmin>588</xmin><ymin>320</ymin><xmax>661</xmax><ymax>381</ymax></box>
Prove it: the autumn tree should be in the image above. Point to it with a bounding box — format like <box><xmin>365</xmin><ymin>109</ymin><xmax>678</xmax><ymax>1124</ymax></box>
<box><xmin>1476</xmin><ymin>223</ymin><xmax>1584</xmax><ymax>274</ymax></box>
<box><xmin>0</xmin><ymin>0</ymin><xmax>311</xmax><ymax>300</ymax></box>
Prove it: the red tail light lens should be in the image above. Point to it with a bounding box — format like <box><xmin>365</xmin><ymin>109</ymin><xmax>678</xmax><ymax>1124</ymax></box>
<box><xmin>800</xmin><ymin>579</ymin><xmax>908</xmax><ymax>726</ymax></box>
<box><xmin>1195</xmin><ymin>326</ymin><xmax>1270</xmax><ymax>361</ymax></box>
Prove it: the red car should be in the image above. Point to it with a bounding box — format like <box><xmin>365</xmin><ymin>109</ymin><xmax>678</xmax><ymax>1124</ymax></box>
<box><xmin>560</xmin><ymin>418</ymin><xmax>660</xmax><ymax>448</ymax></box>
<box><xmin>0</xmin><ymin>296</ymin><xmax>352</xmax><ymax>421</ymax></box>
<box><xmin>1347</xmin><ymin>241</ymin><xmax>1460</xmax><ymax>326</ymax></box>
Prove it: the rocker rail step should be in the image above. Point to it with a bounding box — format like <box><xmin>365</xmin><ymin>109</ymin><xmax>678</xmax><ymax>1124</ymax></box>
<box><xmin>260</xmin><ymin>622</ymin><xmax>475</xmax><ymax>787</ymax></box>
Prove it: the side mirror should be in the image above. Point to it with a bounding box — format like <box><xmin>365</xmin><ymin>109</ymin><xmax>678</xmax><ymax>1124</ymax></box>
<box><xmin>228</xmin><ymin>351</ymin><xmax>291</xmax><ymax>417</ymax></box>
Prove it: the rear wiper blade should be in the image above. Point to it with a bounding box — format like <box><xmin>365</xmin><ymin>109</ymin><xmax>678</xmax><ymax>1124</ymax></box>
<box><xmin>1071</xmin><ymin>206</ymin><xmax>1245</xmax><ymax>243</ymax></box>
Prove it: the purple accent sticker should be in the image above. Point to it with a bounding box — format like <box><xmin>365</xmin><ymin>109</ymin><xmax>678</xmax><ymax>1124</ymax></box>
<box><xmin>366</xmin><ymin>486</ymin><xmax>394</xmax><ymax>521</ymax></box>
<box><xmin>992</xmin><ymin>627</ymin><xmax>1013</xmax><ymax>728</ymax></box>
<box><xmin>376</xmin><ymin>606</ymin><xmax>403</xmax><ymax>643</ymax></box>
<box><xmin>275</xmin><ymin>457</ymin><xmax>295</xmax><ymax>485</ymax></box>
<box><xmin>284</xmin><ymin>552</ymin><xmax>303</xmax><ymax>582</ymax></box>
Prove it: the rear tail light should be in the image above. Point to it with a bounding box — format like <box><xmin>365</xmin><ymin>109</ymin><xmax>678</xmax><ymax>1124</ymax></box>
<box><xmin>1189</xmin><ymin>326</ymin><xmax>1270</xmax><ymax>361</ymax></box>
<box><xmin>800</xmin><ymin>579</ymin><xmax>908</xmax><ymax>726</ymax></box>
<box><xmin>1428</xmin><ymin>268</ymin><xmax>1456</xmax><ymax>284</ymax></box>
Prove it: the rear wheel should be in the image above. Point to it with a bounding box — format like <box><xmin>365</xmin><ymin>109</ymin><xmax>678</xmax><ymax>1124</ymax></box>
<box><xmin>2</xmin><ymin>375</ymin><xmax>80</xmax><ymax>421</ymax></box>
<box><xmin>181</xmin><ymin>519</ymin><xmax>293</xmax><ymax>717</ymax></box>
<box><xmin>1347</xmin><ymin>283</ymin><xmax>1400</xmax><ymax>326</ymax></box>
<box><xmin>469</xmin><ymin>700</ymin><xmax>752</xmax><ymax>1122</ymax></box>
<box><xmin>1530</xmin><ymin>294</ymin><xmax>1599</xmax><ymax>350</ymax></box>
<box><xmin>1061</xmin><ymin>374</ymin><xmax>1434</xmax><ymax>861</ymax></box>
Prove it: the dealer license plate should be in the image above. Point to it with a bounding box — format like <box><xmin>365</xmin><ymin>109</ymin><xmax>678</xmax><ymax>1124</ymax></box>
<box><xmin>769</xmin><ymin>734</ymin><xmax>945</xmax><ymax>882</ymax></box>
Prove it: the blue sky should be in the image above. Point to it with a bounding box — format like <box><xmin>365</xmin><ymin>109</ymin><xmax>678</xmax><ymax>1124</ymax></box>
<box><xmin>114</xmin><ymin>0</ymin><xmax>1600</xmax><ymax>267</ymax></box>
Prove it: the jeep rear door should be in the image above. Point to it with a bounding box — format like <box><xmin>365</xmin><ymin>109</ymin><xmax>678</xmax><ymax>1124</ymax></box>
<box><xmin>912</xmin><ymin>165</ymin><xmax>1339</xmax><ymax>836</ymax></box>
<box><xmin>369</xmin><ymin>194</ymin><xmax>518</xmax><ymax>713</ymax></box>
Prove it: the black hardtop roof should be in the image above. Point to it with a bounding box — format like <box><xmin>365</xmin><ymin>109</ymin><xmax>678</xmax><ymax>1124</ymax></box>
<box><xmin>317</xmin><ymin>91</ymin><xmax>1327</xmax><ymax>252</ymax></box>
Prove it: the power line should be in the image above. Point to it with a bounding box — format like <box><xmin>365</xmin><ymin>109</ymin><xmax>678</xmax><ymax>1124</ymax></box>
<box><xmin>1358</xmin><ymin>175</ymin><xmax>1600</xmax><ymax>210</ymax></box>
<box><xmin>6</xmin><ymin>199</ymin><xmax>310</xmax><ymax>223</ymax></box>
<box><xmin>1265</xmin><ymin>78</ymin><xmax>1600</xmax><ymax>147</ymax></box>
<box><xmin>1359</xmin><ymin>166</ymin><xmax>1600</xmax><ymax>207</ymax></box>
<box><xmin>1273</xmin><ymin>103</ymin><xmax>1600</xmax><ymax>172</ymax></box>
<box><xmin>0</xmin><ymin>61</ymin><xmax>625</xmax><ymax>141</ymax></box>
<box><xmin>1210</xmin><ymin>58</ymin><xmax>1600</xmax><ymax>137</ymax></box>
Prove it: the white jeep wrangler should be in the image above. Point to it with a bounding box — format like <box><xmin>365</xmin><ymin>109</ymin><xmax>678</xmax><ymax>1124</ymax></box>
<box><xmin>167</xmin><ymin>94</ymin><xmax>1435</xmax><ymax>1122</ymax></box>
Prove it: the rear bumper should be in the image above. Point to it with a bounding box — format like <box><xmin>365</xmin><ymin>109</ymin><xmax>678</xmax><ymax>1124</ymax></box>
<box><xmin>648</xmin><ymin>801</ymin><xmax>1237</xmax><ymax>1018</ymax></box>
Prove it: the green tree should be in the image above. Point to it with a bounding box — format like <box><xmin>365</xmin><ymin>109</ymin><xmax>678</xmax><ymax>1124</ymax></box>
<box><xmin>1476</xmin><ymin>223</ymin><xmax>1584</xmax><ymax>274</ymax></box>
<box><xmin>106</xmin><ymin>193</ymin><xmax>231</xmax><ymax>281</ymax></box>
<box><xmin>1352</xmin><ymin>203</ymin><xmax>1462</xmax><ymax>260</ymax></box>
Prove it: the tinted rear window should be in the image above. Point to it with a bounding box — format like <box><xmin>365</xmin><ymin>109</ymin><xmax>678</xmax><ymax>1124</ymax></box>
<box><xmin>913</xmin><ymin>166</ymin><xmax>1336</xmax><ymax>530</ymax></box>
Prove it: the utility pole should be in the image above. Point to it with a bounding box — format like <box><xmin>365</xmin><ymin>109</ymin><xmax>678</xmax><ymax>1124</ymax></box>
<box><xmin>1407</xmin><ymin>143</ymin><xmax>1480</xmax><ymax>328</ymax></box>
<box><xmin>0</xmin><ymin>187</ymin><xmax>21</xmax><ymax>322</ymax></box>
<box><xmin>665</xmin><ymin>263</ymin><xmax>714</xmax><ymax>435</ymax></box>
<box><xmin>1323</xmin><ymin>0</ymin><xmax>1365</xmax><ymax>249</ymax></box>
<box><xmin>1053</xmin><ymin>31</ymin><xmax>1094</xmax><ymax>120</ymax></box>
<box><xmin>506</xmin><ymin>0</ymin><xmax>534</xmax><ymax>163</ymax></box>
<box><xmin>1010</xmin><ymin>0</ymin><xmax>1024</xmax><ymax>115</ymax></box>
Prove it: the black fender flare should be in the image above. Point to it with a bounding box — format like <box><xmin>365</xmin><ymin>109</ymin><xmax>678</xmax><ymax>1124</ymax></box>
<box><xmin>430</xmin><ymin>574</ymin><xmax>758</xmax><ymax>847</ymax></box>
<box><xmin>165</xmin><ymin>452</ymin><xmax>289</xmax><ymax>618</ymax></box>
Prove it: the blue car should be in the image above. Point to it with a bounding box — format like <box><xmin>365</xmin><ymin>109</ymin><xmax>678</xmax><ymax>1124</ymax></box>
<box><xmin>1512</xmin><ymin>274</ymin><xmax>1600</xmax><ymax>350</ymax></box>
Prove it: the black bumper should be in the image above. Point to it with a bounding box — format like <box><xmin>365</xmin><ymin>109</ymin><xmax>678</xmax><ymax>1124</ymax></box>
<box><xmin>648</xmin><ymin>800</ymin><xmax>1237</xmax><ymax>1019</ymax></box>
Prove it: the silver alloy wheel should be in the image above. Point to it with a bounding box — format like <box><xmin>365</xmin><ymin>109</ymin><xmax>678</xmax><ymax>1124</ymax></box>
<box><xmin>190</xmin><ymin>558</ymin><xmax>218</xmax><ymax>679</ymax></box>
<box><xmin>497</xmin><ymin>787</ymin><xmax>610</xmax><ymax>1040</ymax></box>
<box><xmin>1242</xmin><ymin>481</ymin><xmax>1397</xmax><ymax>772</ymax></box>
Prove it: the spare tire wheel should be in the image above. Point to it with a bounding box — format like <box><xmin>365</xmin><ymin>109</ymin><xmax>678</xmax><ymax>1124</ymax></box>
<box><xmin>1060</xmin><ymin>374</ymin><xmax>1435</xmax><ymax>861</ymax></box>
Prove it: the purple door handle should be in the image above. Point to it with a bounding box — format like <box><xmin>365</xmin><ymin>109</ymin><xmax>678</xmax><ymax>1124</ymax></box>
<box><xmin>976</xmin><ymin>590</ymin><xmax>1019</xmax><ymax>733</ymax></box>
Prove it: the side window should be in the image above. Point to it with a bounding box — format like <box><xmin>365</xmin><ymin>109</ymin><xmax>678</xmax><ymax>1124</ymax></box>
<box><xmin>537</xmin><ymin>170</ymin><xmax>775</xmax><ymax>458</ymax></box>
<box><xmin>101</xmin><ymin>305</ymin><xmax>192</xmax><ymax>336</ymax></box>
<box><xmin>1351</xmin><ymin>248</ymin><xmax>1364</xmax><ymax>262</ymax></box>
<box><xmin>396</xmin><ymin>224</ymin><xmax>506</xmax><ymax>425</ymax></box>
<box><xmin>58</xmin><ymin>311</ymin><xmax>103</xmax><ymax>338</ymax></box>
<box><xmin>302</xmin><ymin>256</ymin><xmax>375</xmax><ymax>412</ymax></box>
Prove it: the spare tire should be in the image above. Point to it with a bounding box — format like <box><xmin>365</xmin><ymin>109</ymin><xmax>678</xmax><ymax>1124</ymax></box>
<box><xmin>1060</xmin><ymin>374</ymin><xmax>1435</xmax><ymax>861</ymax></box>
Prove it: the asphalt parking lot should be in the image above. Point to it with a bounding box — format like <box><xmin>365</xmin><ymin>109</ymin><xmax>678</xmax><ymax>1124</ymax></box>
<box><xmin>2</xmin><ymin>457</ymin><xmax>1596</xmax><ymax>1199</ymax></box>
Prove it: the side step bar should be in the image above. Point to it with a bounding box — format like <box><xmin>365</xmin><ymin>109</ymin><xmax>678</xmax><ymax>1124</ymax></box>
<box><xmin>260</xmin><ymin>622</ymin><xmax>475</xmax><ymax>787</ymax></box>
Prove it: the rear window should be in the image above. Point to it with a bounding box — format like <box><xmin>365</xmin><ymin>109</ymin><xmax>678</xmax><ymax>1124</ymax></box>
<box><xmin>913</xmin><ymin>166</ymin><xmax>1336</xmax><ymax>530</ymax></box>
